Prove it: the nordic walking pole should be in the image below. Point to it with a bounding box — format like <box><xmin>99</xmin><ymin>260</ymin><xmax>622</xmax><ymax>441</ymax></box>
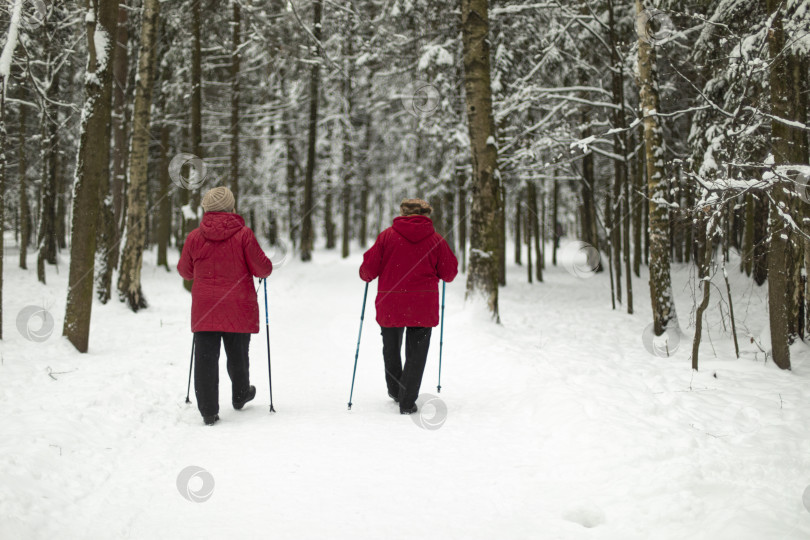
<box><xmin>185</xmin><ymin>335</ymin><xmax>195</xmax><ymax>403</ymax></box>
<box><xmin>437</xmin><ymin>281</ymin><xmax>446</xmax><ymax>393</ymax></box>
<box><xmin>348</xmin><ymin>282</ymin><xmax>370</xmax><ymax>410</ymax></box>
<box><xmin>263</xmin><ymin>278</ymin><xmax>276</xmax><ymax>413</ymax></box>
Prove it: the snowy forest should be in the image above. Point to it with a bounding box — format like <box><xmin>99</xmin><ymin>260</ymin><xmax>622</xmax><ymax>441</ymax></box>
<box><xmin>2</xmin><ymin>0</ymin><xmax>810</xmax><ymax>538</ymax></box>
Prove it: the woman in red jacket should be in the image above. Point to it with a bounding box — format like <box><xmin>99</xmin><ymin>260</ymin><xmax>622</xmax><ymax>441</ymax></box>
<box><xmin>359</xmin><ymin>199</ymin><xmax>458</xmax><ymax>414</ymax></box>
<box><xmin>178</xmin><ymin>186</ymin><xmax>273</xmax><ymax>425</ymax></box>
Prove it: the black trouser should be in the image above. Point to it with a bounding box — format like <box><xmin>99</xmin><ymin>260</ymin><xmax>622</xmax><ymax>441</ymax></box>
<box><xmin>194</xmin><ymin>331</ymin><xmax>251</xmax><ymax>417</ymax></box>
<box><xmin>380</xmin><ymin>326</ymin><xmax>432</xmax><ymax>410</ymax></box>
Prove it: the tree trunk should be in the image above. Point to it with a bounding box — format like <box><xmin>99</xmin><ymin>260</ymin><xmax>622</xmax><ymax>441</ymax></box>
<box><xmin>623</xmin><ymin>163</ymin><xmax>634</xmax><ymax>314</ymax></box>
<box><xmin>525</xmin><ymin>198</ymin><xmax>533</xmax><ymax>284</ymax></box>
<box><xmin>156</xmin><ymin>120</ymin><xmax>171</xmax><ymax>270</ymax></box>
<box><xmin>608</xmin><ymin>0</ymin><xmax>627</xmax><ymax>302</ymax></box>
<box><xmin>36</xmin><ymin>74</ymin><xmax>59</xmax><ymax>283</ymax></box>
<box><xmin>54</xmin><ymin>148</ymin><xmax>66</xmax><ymax>251</ymax></box>
<box><xmin>230</xmin><ymin>0</ymin><xmax>241</xmax><ymax>209</ymax></box>
<box><xmin>633</xmin><ymin>132</ymin><xmax>643</xmax><ymax>276</ymax></box>
<box><xmin>0</xmin><ymin>80</ymin><xmax>5</xmax><ymax>339</ymax></box>
<box><xmin>551</xmin><ymin>176</ymin><xmax>558</xmax><ymax>266</ymax></box>
<box><xmin>324</xmin><ymin>125</ymin><xmax>336</xmax><ymax>250</ymax></box>
<box><xmin>529</xmin><ymin>180</ymin><xmax>542</xmax><ymax>282</ymax></box>
<box><xmin>579</xmin><ymin>118</ymin><xmax>601</xmax><ymax>268</ymax></box>
<box><xmin>63</xmin><ymin>0</ymin><xmax>120</xmax><ymax>352</ymax></box>
<box><xmin>742</xmin><ymin>192</ymin><xmax>755</xmax><ymax>275</ymax></box>
<box><xmin>462</xmin><ymin>0</ymin><xmax>501</xmax><ymax>319</ymax></box>
<box><xmin>299</xmin><ymin>0</ymin><xmax>322</xmax><ymax>262</ymax></box>
<box><xmin>182</xmin><ymin>0</ymin><xmax>203</xmax><ymax>291</ymax></box>
<box><xmin>765</xmin><ymin>0</ymin><xmax>803</xmax><ymax>369</ymax></box>
<box><xmin>443</xmin><ymin>186</ymin><xmax>456</xmax><ymax>250</ymax></box>
<box><xmin>691</xmin><ymin>218</ymin><xmax>712</xmax><ymax>371</ymax></box>
<box><xmin>514</xmin><ymin>192</ymin><xmax>522</xmax><ymax>265</ymax></box>
<box><xmin>358</xmin><ymin>95</ymin><xmax>372</xmax><ymax>249</ymax></box>
<box><xmin>499</xmin><ymin>185</ymin><xmax>506</xmax><ymax>286</ymax></box>
<box><xmin>117</xmin><ymin>0</ymin><xmax>160</xmax><ymax>312</ymax></box>
<box><xmin>280</xmin><ymin>75</ymin><xmax>297</xmax><ymax>246</ymax></box>
<box><xmin>111</xmin><ymin>1</ymin><xmax>129</xmax><ymax>237</ymax></box>
<box><xmin>457</xmin><ymin>158</ymin><xmax>467</xmax><ymax>272</ymax></box>
<box><xmin>340</xmin><ymin>20</ymin><xmax>354</xmax><ymax>259</ymax></box>
<box><xmin>753</xmin><ymin>194</ymin><xmax>768</xmax><ymax>285</ymax></box>
<box><xmin>18</xmin><ymin>101</ymin><xmax>29</xmax><ymax>270</ymax></box>
<box><xmin>636</xmin><ymin>0</ymin><xmax>678</xmax><ymax>335</ymax></box>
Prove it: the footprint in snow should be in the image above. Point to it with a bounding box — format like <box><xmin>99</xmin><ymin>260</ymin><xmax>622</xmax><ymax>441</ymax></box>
<box><xmin>562</xmin><ymin>502</ymin><xmax>606</xmax><ymax>528</ymax></box>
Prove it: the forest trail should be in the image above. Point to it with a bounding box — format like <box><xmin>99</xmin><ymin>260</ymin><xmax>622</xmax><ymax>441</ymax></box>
<box><xmin>1</xmin><ymin>244</ymin><xmax>809</xmax><ymax>540</ymax></box>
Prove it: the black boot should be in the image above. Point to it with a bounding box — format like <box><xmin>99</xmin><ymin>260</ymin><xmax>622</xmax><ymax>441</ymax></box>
<box><xmin>388</xmin><ymin>391</ymin><xmax>400</xmax><ymax>403</ymax></box>
<box><xmin>400</xmin><ymin>404</ymin><xmax>418</xmax><ymax>415</ymax></box>
<box><xmin>203</xmin><ymin>414</ymin><xmax>220</xmax><ymax>426</ymax></box>
<box><xmin>233</xmin><ymin>385</ymin><xmax>256</xmax><ymax>410</ymax></box>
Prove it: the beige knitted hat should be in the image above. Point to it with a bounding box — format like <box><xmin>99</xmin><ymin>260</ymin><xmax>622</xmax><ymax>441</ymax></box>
<box><xmin>201</xmin><ymin>186</ymin><xmax>235</xmax><ymax>213</ymax></box>
<box><xmin>400</xmin><ymin>198</ymin><xmax>432</xmax><ymax>217</ymax></box>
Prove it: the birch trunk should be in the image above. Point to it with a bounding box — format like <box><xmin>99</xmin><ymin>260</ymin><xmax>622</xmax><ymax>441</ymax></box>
<box><xmin>462</xmin><ymin>0</ymin><xmax>502</xmax><ymax>319</ymax></box>
<box><xmin>636</xmin><ymin>0</ymin><xmax>678</xmax><ymax>335</ymax></box>
<box><xmin>116</xmin><ymin>0</ymin><xmax>160</xmax><ymax>312</ymax></box>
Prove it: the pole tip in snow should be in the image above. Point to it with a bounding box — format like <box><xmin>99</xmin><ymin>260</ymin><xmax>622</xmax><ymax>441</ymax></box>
<box><xmin>347</xmin><ymin>403</ymin><xmax>352</xmax><ymax>410</ymax></box>
<box><xmin>437</xmin><ymin>386</ymin><xmax>441</xmax><ymax>393</ymax></box>
<box><xmin>269</xmin><ymin>405</ymin><xmax>276</xmax><ymax>413</ymax></box>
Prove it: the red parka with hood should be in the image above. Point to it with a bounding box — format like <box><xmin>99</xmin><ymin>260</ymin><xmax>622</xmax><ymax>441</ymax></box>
<box><xmin>359</xmin><ymin>215</ymin><xmax>458</xmax><ymax>328</ymax></box>
<box><xmin>178</xmin><ymin>212</ymin><xmax>273</xmax><ymax>333</ymax></box>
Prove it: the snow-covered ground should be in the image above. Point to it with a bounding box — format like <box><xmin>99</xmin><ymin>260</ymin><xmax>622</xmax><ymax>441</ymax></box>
<box><xmin>1</xmin><ymin>236</ymin><xmax>809</xmax><ymax>539</ymax></box>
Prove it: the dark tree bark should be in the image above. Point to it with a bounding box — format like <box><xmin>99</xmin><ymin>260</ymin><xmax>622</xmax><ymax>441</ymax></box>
<box><xmin>299</xmin><ymin>0</ymin><xmax>322</xmax><ymax>261</ymax></box>
<box><xmin>528</xmin><ymin>180</ymin><xmax>542</xmax><ymax>282</ymax></box>
<box><xmin>632</xmin><ymin>132</ymin><xmax>643</xmax><ymax>277</ymax></box>
<box><xmin>765</xmin><ymin>0</ymin><xmax>804</xmax><ymax>369</ymax></box>
<box><xmin>63</xmin><ymin>0</ymin><xmax>120</xmax><ymax>352</ymax></box>
<box><xmin>514</xmin><ymin>191</ymin><xmax>522</xmax><ymax>265</ymax></box>
<box><xmin>156</xmin><ymin>118</ymin><xmax>171</xmax><ymax>271</ymax></box>
<box><xmin>691</xmin><ymin>218</ymin><xmax>712</xmax><ymax>371</ymax></box>
<box><xmin>18</xmin><ymin>101</ymin><xmax>29</xmax><ymax>270</ymax></box>
<box><xmin>753</xmin><ymin>194</ymin><xmax>768</xmax><ymax>285</ymax></box>
<box><xmin>551</xmin><ymin>176</ymin><xmax>559</xmax><ymax>266</ymax></box>
<box><xmin>36</xmin><ymin>68</ymin><xmax>59</xmax><ymax>283</ymax></box>
<box><xmin>525</xmin><ymin>197</ymin><xmax>533</xmax><ymax>284</ymax></box>
<box><xmin>182</xmin><ymin>0</ymin><xmax>203</xmax><ymax>291</ymax></box>
<box><xmin>340</xmin><ymin>17</ymin><xmax>354</xmax><ymax>259</ymax></box>
<box><xmin>230</xmin><ymin>0</ymin><xmax>241</xmax><ymax>209</ymax></box>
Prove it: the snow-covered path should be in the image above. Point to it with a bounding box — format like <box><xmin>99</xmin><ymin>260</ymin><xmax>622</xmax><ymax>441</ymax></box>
<box><xmin>2</xmin><ymin>243</ymin><xmax>810</xmax><ymax>539</ymax></box>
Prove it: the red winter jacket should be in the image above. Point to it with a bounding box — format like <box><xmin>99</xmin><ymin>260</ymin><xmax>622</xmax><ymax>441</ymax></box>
<box><xmin>359</xmin><ymin>215</ymin><xmax>458</xmax><ymax>328</ymax></box>
<box><xmin>177</xmin><ymin>212</ymin><xmax>273</xmax><ymax>333</ymax></box>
